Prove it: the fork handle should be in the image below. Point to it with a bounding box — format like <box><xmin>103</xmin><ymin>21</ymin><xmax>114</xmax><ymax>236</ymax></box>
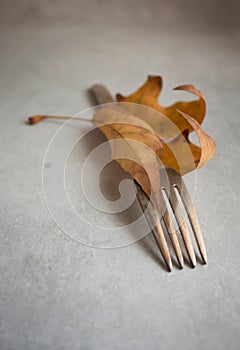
<box><xmin>90</xmin><ymin>84</ymin><xmax>115</xmax><ymax>104</ymax></box>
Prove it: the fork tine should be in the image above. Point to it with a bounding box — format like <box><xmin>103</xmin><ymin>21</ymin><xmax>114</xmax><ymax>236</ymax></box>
<box><xmin>152</xmin><ymin>221</ymin><xmax>173</xmax><ymax>272</ymax></box>
<box><xmin>162</xmin><ymin>208</ymin><xmax>184</xmax><ymax>269</ymax></box>
<box><xmin>177</xmin><ymin>182</ymin><xmax>208</xmax><ymax>264</ymax></box>
<box><xmin>135</xmin><ymin>181</ymin><xmax>172</xmax><ymax>271</ymax></box>
<box><xmin>168</xmin><ymin>187</ymin><xmax>197</xmax><ymax>268</ymax></box>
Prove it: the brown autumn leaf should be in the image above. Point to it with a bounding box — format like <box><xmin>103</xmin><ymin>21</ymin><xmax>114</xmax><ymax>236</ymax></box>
<box><xmin>116</xmin><ymin>75</ymin><xmax>206</xmax><ymax>139</ymax></box>
<box><xmin>28</xmin><ymin>77</ymin><xmax>216</xmax><ymax>206</ymax></box>
<box><xmin>93</xmin><ymin>106</ymin><xmax>164</xmax><ymax>213</ymax></box>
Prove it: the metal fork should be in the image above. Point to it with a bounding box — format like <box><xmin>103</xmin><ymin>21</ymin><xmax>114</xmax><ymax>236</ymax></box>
<box><xmin>136</xmin><ymin>167</ymin><xmax>207</xmax><ymax>270</ymax></box>
<box><xmin>90</xmin><ymin>84</ymin><xmax>207</xmax><ymax>271</ymax></box>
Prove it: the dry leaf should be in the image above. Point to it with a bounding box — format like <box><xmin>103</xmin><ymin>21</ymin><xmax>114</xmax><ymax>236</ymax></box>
<box><xmin>116</xmin><ymin>75</ymin><xmax>206</xmax><ymax>139</ymax></box>
<box><xmin>93</xmin><ymin>106</ymin><xmax>164</xmax><ymax>212</ymax></box>
<box><xmin>28</xmin><ymin>76</ymin><xmax>216</xmax><ymax>207</ymax></box>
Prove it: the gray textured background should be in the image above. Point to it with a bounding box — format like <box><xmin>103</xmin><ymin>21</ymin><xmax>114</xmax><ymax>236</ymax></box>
<box><xmin>1</xmin><ymin>1</ymin><xmax>240</xmax><ymax>349</ymax></box>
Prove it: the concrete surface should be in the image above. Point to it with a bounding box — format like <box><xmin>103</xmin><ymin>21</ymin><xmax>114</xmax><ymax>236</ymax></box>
<box><xmin>0</xmin><ymin>1</ymin><xmax>240</xmax><ymax>349</ymax></box>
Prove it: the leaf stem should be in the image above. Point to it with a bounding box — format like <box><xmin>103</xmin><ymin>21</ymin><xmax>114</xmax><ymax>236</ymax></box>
<box><xmin>28</xmin><ymin>115</ymin><xmax>93</xmax><ymax>125</ymax></box>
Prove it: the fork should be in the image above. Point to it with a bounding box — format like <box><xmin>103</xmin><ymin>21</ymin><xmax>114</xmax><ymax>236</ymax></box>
<box><xmin>90</xmin><ymin>84</ymin><xmax>207</xmax><ymax>271</ymax></box>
